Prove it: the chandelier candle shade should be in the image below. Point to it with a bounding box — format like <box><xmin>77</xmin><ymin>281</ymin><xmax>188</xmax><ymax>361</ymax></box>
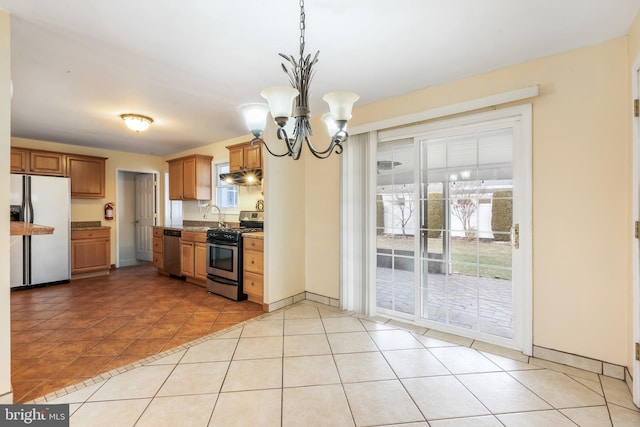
<box><xmin>238</xmin><ymin>0</ymin><xmax>359</xmax><ymax>160</ymax></box>
<box><xmin>121</xmin><ymin>114</ymin><xmax>153</xmax><ymax>132</ymax></box>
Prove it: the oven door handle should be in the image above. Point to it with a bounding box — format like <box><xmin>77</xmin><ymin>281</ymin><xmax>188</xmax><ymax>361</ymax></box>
<box><xmin>207</xmin><ymin>241</ymin><xmax>238</xmax><ymax>247</ymax></box>
<box><xmin>207</xmin><ymin>275</ymin><xmax>238</xmax><ymax>286</ymax></box>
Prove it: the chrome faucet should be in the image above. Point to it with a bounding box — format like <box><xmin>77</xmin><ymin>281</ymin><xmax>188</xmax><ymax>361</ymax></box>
<box><xmin>204</xmin><ymin>204</ymin><xmax>226</xmax><ymax>228</ymax></box>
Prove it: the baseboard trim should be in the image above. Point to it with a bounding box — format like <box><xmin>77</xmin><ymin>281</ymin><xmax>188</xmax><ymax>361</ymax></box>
<box><xmin>263</xmin><ymin>294</ymin><xmax>634</xmax><ymax>393</ymax></box>
<box><xmin>264</xmin><ymin>291</ymin><xmax>339</xmax><ymax>312</ymax></box>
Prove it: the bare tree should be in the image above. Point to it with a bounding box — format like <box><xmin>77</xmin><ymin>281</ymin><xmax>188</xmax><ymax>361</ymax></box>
<box><xmin>393</xmin><ymin>189</ymin><xmax>415</xmax><ymax>237</ymax></box>
<box><xmin>450</xmin><ymin>181</ymin><xmax>486</xmax><ymax>239</ymax></box>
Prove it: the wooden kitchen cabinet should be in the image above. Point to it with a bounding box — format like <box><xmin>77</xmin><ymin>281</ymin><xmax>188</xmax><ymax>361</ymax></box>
<box><xmin>10</xmin><ymin>147</ymin><xmax>107</xmax><ymax>199</ymax></box>
<box><xmin>152</xmin><ymin>227</ymin><xmax>164</xmax><ymax>272</ymax></box>
<box><xmin>167</xmin><ymin>154</ymin><xmax>213</xmax><ymax>200</ymax></box>
<box><xmin>30</xmin><ymin>150</ymin><xmax>66</xmax><ymax>176</ymax></box>
<box><xmin>227</xmin><ymin>141</ymin><xmax>262</xmax><ymax>172</ymax></box>
<box><xmin>66</xmin><ymin>154</ymin><xmax>107</xmax><ymax>198</ymax></box>
<box><xmin>181</xmin><ymin>230</ymin><xmax>207</xmax><ymax>286</ymax></box>
<box><xmin>168</xmin><ymin>160</ymin><xmax>184</xmax><ymax>200</ymax></box>
<box><xmin>243</xmin><ymin>235</ymin><xmax>264</xmax><ymax>305</ymax></box>
<box><xmin>228</xmin><ymin>145</ymin><xmax>244</xmax><ymax>172</ymax></box>
<box><xmin>181</xmin><ymin>241</ymin><xmax>195</xmax><ymax>277</ymax></box>
<box><xmin>194</xmin><ymin>242</ymin><xmax>207</xmax><ymax>281</ymax></box>
<box><xmin>10</xmin><ymin>148</ymin><xmax>29</xmax><ymax>173</ymax></box>
<box><xmin>71</xmin><ymin>228</ymin><xmax>111</xmax><ymax>279</ymax></box>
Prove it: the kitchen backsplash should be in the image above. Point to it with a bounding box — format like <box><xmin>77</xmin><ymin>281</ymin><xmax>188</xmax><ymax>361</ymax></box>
<box><xmin>182</xmin><ymin>184</ymin><xmax>263</xmax><ymax>222</ymax></box>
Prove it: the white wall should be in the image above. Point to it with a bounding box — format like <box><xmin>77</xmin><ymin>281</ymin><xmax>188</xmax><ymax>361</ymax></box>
<box><xmin>304</xmin><ymin>121</ymin><xmax>341</xmax><ymax>299</ymax></box>
<box><xmin>0</xmin><ymin>10</ymin><xmax>12</xmax><ymax>403</ymax></box>
<box><xmin>262</xmin><ymin>122</ymin><xmax>306</xmax><ymax>304</ymax></box>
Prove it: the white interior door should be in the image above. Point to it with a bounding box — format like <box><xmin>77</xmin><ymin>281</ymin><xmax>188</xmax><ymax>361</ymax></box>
<box><xmin>135</xmin><ymin>173</ymin><xmax>155</xmax><ymax>261</ymax></box>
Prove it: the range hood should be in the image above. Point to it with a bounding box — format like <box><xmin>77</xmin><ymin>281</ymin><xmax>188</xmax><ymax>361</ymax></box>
<box><xmin>219</xmin><ymin>169</ymin><xmax>262</xmax><ymax>186</ymax></box>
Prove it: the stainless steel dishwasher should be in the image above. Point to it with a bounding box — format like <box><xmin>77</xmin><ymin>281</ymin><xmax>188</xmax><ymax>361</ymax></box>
<box><xmin>163</xmin><ymin>229</ymin><xmax>182</xmax><ymax>277</ymax></box>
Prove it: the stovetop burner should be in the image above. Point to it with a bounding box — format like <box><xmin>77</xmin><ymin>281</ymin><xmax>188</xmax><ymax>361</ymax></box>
<box><xmin>206</xmin><ymin>227</ymin><xmax>262</xmax><ymax>243</ymax></box>
<box><xmin>206</xmin><ymin>210</ymin><xmax>263</xmax><ymax>244</ymax></box>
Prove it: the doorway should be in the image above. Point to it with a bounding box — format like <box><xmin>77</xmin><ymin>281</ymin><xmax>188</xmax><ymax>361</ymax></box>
<box><xmin>373</xmin><ymin>106</ymin><xmax>532</xmax><ymax>351</ymax></box>
<box><xmin>116</xmin><ymin>170</ymin><xmax>158</xmax><ymax>267</ymax></box>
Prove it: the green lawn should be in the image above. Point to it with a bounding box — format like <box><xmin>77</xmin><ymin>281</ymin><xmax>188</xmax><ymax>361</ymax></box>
<box><xmin>377</xmin><ymin>235</ymin><xmax>512</xmax><ymax>280</ymax></box>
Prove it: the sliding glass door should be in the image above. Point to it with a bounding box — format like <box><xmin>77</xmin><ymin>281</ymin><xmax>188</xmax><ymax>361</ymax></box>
<box><xmin>375</xmin><ymin>109</ymin><xmax>530</xmax><ymax>349</ymax></box>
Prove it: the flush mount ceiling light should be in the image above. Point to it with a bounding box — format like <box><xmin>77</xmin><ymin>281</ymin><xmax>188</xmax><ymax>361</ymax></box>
<box><xmin>238</xmin><ymin>0</ymin><xmax>359</xmax><ymax>160</ymax></box>
<box><xmin>120</xmin><ymin>114</ymin><xmax>153</xmax><ymax>132</ymax></box>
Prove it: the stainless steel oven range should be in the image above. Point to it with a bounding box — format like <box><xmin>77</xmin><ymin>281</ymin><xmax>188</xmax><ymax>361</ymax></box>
<box><xmin>206</xmin><ymin>210</ymin><xmax>263</xmax><ymax>300</ymax></box>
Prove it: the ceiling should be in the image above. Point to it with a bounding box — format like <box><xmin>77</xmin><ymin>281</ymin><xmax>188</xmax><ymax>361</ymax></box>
<box><xmin>1</xmin><ymin>0</ymin><xmax>639</xmax><ymax>156</ymax></box>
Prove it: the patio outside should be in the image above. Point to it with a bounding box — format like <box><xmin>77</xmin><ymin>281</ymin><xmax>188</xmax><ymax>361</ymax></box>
<box><xmin>376</xmin><ymin>236</ymin><xmax>513</xmax><ymax>339</ymax></box>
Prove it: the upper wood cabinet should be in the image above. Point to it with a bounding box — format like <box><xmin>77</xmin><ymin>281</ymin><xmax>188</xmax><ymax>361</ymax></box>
<box><xmin>10</xmin><ymin>147</ymin><xmax>107</xmax><ymax>199</ymax></box>
<box><xmin>227</xmin><ymin>142</ymin><xmax>262</xmax><ymax>172</ymax></box>
<box><xmin>167</xmin><ymin>154</ymin><xmax>213</xmax><ymax>200</ymax></box>
<box><xmin>168</xmin><ymin>160</ymin><xmax>184</xmax><ymax>200</ymax></box>
<box><xmin>67</xmin><ymin>154</ymin><xmax>107</xmax><ymax>198</ymax></box>
<box><xmin>9</xmin><ymin>148</ymin><xmax>67</xmax><ymax>176</ymax></box>
<box><xmin>10</xmin><ymin>148</ymin><xmax>29</xmax><ymax>173</ymax></box>
<box><xmin>30</xmin><ymin>151</ymin><xmax>66</xmax><ymax>176</ymax></box>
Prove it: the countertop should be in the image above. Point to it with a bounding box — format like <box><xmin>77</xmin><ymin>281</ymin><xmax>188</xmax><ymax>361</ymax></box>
<box><xmin>71</xmin><ymin>221</ymin><xmax>111</xmax><ymax>231</ymax></box>
<box><xmin>159</xmin><ymin>225</ymin><xmax>264</xmax><ymax>238</ymax></box>
<box><xmin>10</xmin><ymin>222</ymin><xmax>55</xmax><ymax>236</ymax></box>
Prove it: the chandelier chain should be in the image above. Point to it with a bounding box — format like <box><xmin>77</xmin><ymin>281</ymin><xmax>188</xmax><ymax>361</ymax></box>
<box><xmin>299</xmin><ymin>0</ymin><xmax>306</xmax><ymax>57</ymax></box>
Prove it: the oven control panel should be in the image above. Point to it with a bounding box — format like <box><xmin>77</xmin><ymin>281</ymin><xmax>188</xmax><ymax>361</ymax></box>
<box><xmin>239</xmin><ymin>210</ymin><xmax>264</xmax><ymax>222</ymax></box>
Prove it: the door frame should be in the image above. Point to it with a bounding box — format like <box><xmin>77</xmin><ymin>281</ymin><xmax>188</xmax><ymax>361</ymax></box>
<box><xmin>631</xmin><ymin>59</ymin><xmax>640</xmax><ymax>407</ymax></box>
<box><xmin>114</xmin><ymin>168</ymin><xmax>159</xmax><ymax>268</ymax></box>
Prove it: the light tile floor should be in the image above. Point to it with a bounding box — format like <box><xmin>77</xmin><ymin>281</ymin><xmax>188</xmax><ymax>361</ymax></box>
<box><xmin>36</xmin><ymin>301</ymin><xmax>640</xmax><ymax>427</ymax></box>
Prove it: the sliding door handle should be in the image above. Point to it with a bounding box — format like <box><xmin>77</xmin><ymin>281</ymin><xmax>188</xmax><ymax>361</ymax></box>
<box><xmin>511</xmin><ymin>224</ymin><xmax>520</xmax><ymax>249</ymax></box>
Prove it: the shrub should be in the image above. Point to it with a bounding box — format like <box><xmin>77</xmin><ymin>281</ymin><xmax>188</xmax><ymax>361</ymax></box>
<box><xmin>425</xmin><ymin>193</ymin><xmax>443</xmax><ymax>238</ymax></box>
<box><xmin>491</xmin><ymin>190</ymin><xmax>512</xmax><ymax>241</ymax></box>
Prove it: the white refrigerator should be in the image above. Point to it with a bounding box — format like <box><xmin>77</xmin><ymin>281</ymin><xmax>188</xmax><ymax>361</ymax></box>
<box><xmin>10</xmin><ymin>174</ymin><xmax>71</xmax><ymax>288</ymax></box>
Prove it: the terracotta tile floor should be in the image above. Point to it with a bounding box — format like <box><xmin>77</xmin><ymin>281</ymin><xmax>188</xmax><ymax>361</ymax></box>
<box><xmin>10</xmin><ymin>264</ymin><xmax>263</xmax><ymax>403</ymax></box>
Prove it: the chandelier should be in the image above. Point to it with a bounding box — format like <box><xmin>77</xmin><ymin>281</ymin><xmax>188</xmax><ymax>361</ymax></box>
<box><xmin>238</xmin><ymin>0</ymin><xmax>359</xmax><ymax>160</ymax></box>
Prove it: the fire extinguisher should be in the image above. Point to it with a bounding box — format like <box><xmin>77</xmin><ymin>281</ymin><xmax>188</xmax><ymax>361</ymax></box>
<box><xmin>104</xmin><ymin>202</ymin><xmax>114</xmax><ymax>221</ymax></box>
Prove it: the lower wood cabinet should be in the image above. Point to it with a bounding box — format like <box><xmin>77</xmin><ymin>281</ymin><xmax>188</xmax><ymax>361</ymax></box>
<box><xmin>181</xmin><ymin>230</ymin><xmax>207</xmax><ymax>286</ymax></box>
<box><xmin>243</xmin><ymin>235</ymin><xmax>264</xmax><ymax>305</ymax></box>
<box><xmin>181</xmin><ymin>241</ymin><xmax>195</xmax><ymax>277</ymax></box>
<box><xmin>152</xmin><ymin>227</ymin><xmax>164</xmax><ymax>272</ymax></box>
<box><xmin>71</xmin><ymin>228</ymin><xmax>111</xmax><ymax>279</ymax></box>
<box><xmin>194</xmin><ymin>242</ymin><xmax>207</xmax><ymax>281</ymax></box>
